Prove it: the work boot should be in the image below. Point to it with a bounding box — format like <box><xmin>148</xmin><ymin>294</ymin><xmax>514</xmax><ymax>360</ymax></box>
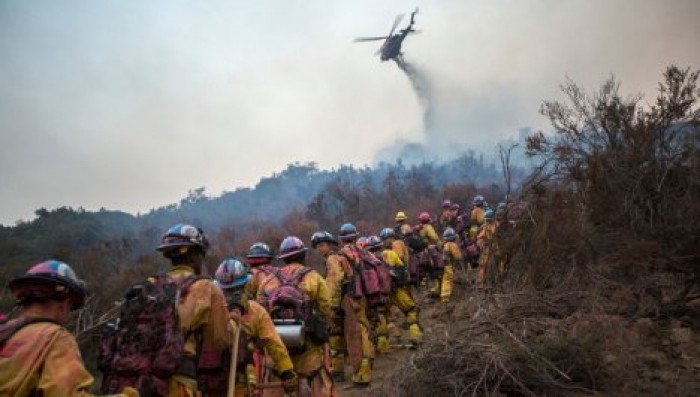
<box><xmin>408</xmin><ymin>323</ymin><xmax>423</xmax><ymax>346</ymax></box>
<box><xmin>351</xmin><ymin>358</ymin><xmax>371</xmax><ymax>386</ymax></box>
<box><xmin>377</xmin><ymin>336</ymin><xmax>390</xmax><ymax>354</ymax></box>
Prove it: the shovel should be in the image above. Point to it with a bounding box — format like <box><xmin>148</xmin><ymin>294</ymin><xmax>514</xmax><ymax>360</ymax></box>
<box><xmin>227</xmin><ymin>319</ymin><xmax>242</xmax><ymax>397</ymax></box>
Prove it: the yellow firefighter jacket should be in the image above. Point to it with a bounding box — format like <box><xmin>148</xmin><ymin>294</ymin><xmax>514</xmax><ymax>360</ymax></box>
<box><xmin>419</xmin><ymin>224</ymin><xmax>441</xmax><ymax>245</ymax></box>
<box><xmin>323</xmin><ymin>251</ymin><xmax>354</xmax><ymax>310</ymax></box>
<box><xmin>390</xmin><ymin>239</ymin><xmax>410</xmax><ymax>265</ymax></box>
<box><xmin>381</xmin><ymin>249</ymin><xmax>404</xmax><ymax>267</ymax></box>
<box><xmin>471</xmin><ymin>207</ymin><xmax>485</xmax><ymax>226</ymax></box>
<box><xmin>0</xmin><ymin>314</ymin><xmax>136</xmax><ymax>397</ymax></box>
<box><xmin>0</xmin><ymin>318</ymin><xmax>94</xmax><ymax>396</ymax></box>
<box><xmin>167</xmin><ymin>265</ymin><xmax>232</xmax><ymax>393</ymax></box>
<box><xmin>240</xmin><ymin>299</ymin><xmax>294</xmax><ymax>375</ymax></box>
<box><xmin>443</xmin><ymin>241</ymin><xmax>463</xmax><ymax>267</ymax></box>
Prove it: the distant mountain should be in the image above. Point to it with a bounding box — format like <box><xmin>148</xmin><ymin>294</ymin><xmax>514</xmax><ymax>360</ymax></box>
<box><xmin>0</xmin><ymin>154</ymin><xmax>526</xmax><ymax>271</ymax></box>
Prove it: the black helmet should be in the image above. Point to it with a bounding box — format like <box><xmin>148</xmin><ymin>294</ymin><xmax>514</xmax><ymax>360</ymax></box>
<box><xmin>310</xmin><ymin>231</ymin><xmax>339</xmax><ymax>248</ymax></box>
<box><xmin>245</xmin><ymin>242</ymin><xmax>274</xmax><ymax>266</ymax></box>
<box><xmin>339</xmin><ymin>223</ymin><xmax>358</xmax><ymax>242</ymax></box>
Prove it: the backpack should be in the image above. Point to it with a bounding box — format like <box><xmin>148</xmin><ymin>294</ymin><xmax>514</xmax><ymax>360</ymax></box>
<box><xmin>99</xmin><ymin>273</ymin><xmax>206</xmax><ymax>396</ymax></box>
<box><xmin>259</xmin><ymin>267</ymin><xmax>328</xmax><ymax>347</ymax></box>
<box><xmin>340</xmin><ymin>247</ymin><xmax>392</xmax><ymax>307</ymax></box>
<box><xmin>405</xmin><ymin>231</ymin><xmax>428</xmax><ymax>252</ymax></box>
<box><xmin>260</xmin><ymin>267</ymin><xmax>314</xmax><ymax>322</ymax></box>
<box><xmin>427</xmin><ymin>244</ymin><xmax>445</xmax><ymax>270</ymax></box>
<box><xmin>464</xmin><ymin>240</ymin><xmax>480</xmax><ymax>261</ymax></box>
<box><xmin>439</xmin><ymin>210</ymin><xmax>456</xmax><ymax>232</ymax></box>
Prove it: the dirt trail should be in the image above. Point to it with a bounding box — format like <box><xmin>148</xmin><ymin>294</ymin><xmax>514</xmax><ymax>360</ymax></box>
<box><xmin>340</xmin><ymin>270</ymin><xmax>477</xmax><ymax>397</ymax></box>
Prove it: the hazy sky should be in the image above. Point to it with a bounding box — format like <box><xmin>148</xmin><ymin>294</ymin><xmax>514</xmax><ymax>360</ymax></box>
<box><xmin>1</xmin><ymin>0</ymin><xmax>698</xmax><ymax>225</ymax></box>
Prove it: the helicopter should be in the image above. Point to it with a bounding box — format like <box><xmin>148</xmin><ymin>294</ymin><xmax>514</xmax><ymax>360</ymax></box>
<box><xmin>354</xmin><ymin>8</ymin><xmax>419</xmax><ymax>64</ymax></box>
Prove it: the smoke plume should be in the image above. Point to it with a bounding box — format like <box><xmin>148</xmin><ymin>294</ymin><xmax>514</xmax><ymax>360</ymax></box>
<box><xmin>374</xmin><ymin>57</ymin><xmax>446</xmax><ymax>165</ymax></box>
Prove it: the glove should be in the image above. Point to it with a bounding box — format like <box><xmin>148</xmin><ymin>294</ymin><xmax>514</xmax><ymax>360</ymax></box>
<box><xmin>280</xmin><ymin>370</ymin><xmax>299</xmax><ymax>394</ymax></box>
<box><xmin>121</xmin><ymin>387</ymin><xmax>140</xmax><ymax>397</ymax></box>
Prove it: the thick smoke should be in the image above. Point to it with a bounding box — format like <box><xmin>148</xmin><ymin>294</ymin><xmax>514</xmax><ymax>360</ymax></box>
<box><xmin>375</xmin><ymin>57</ymin><xmax>453</xmax><ymax>165</ymax></box>
<box><xmin>376</xmin><ymin>56</ymin><xmax>531</xmax><ymax>171</ymax></box>
<box><xmin>395</xmin><ymin>58</ymin><xmax>434</xmax><ymax>129</ymax></box>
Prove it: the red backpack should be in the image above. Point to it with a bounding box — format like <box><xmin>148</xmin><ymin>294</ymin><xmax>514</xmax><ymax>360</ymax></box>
<box><xmin>340</xmin><ymin>246</ymin><xmax>392</xmax><ymax>306</ymax></box>
<box><xmin>260</xmin><ymin>267</ymin><xmax>314</xmax><ymax>322</ymax></box>
<box><xmin>258</xmin><ymin>267</ymin><xmax>329</xmax><ymax>349</ymax></box>
<box><xmin>98</xmin><ymin>274</ymin><xmax>206</xmax><ymax>396</ymax></box>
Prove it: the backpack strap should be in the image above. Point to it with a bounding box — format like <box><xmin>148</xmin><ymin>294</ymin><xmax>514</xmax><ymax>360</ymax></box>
<box><xmin>180</xmin><ymin>275</ymin><xmax>209</xmax><ymax>296</ymax></box>
<box><xmin>295</xmin><ymin>267</ymin><xmax>314</xmax><ymax>284</ymax></box>
<box><xmin>278</xmin><ymin>266</ymin><xmax>314</xmax><ymax>287</ymax></box>
<box><xmin>332</xmin><ymin>251</ymin><xmax>355</xmax><ymax>279</ymax></box>
<box><xmin>257</xmin><ymin>265</ymin><xmax>275</xmax><ymax>275</ymax></box>
<box><xmin>0</xmin><ymin>317</ymin><xmax>61</xmax><ymax>348</ymax></box>
<box><xmin>338</xmin><ymin>249</ymin><xmax>363</xmax><ymax>277</ymax></box>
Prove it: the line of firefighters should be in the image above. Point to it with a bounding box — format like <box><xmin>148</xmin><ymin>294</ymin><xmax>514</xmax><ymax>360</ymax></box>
<box><xmin>0</xmin><ymin>195</ymin><xmax>512</xmax><ymax>397</ymax></box>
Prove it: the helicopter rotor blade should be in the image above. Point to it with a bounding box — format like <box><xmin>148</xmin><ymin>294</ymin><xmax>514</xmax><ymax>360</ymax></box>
<box><xmin>387</xmin><ymin>13</ymin><xmax>404</xmax><ymax>37</ymax></box>
<box><xmin>354</xmin><ymin>36</ymin><xmax>390</xmax><ymax>42</ymax></box>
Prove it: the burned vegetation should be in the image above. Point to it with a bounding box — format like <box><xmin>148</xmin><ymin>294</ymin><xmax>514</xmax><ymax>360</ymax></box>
<box><xmin>394</xmin><ymin>66</ymin><xmax>700</xmax><ymax>396</ymax></box>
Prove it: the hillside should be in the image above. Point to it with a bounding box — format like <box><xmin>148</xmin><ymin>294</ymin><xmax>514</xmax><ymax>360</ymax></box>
<box><xmin>1</xmin><ymin>66</ymin><xmax>698</xmax><ymax>396</ymax></box>
<box><xmin>0</xmin><ymin>152</ymin><xmax>515</xmax><ymax>310</ymax></box>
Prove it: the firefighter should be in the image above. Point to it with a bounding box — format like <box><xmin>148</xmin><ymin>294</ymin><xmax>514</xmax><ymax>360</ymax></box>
<box><xmin>378</xmin><ymin>229</ymin><xmax>423</xmax><ymax>347</ymax></box>
<box><xmin>416</xmin><ymin>212</ymin><xmax>445</xmax><ymax>295</ymax></box>
<box><xmin>212</xmin><ymin>258</ymin><xmax>297</xmax><ymax>397</ymax></box>
<box><xmin>477</xmin><ymin>210</ymin><xmax>498</xmax><ymax>289</ymax></box>
<box><xmin>364</xmin><ymin>236</ymin><xmax>391</xmax><ymax>354</ymax></box>
<box><xmin>243</xmin><ymin>242</ymin><xmax>276</xmax><ymax>300</ymax></box>
<box><xmin>417</xmin><ymin>212</ymin><xmax>441</xmax><ymax>246</ymax></box>
<box><xmin>379</xmin><ymin>228</ymin><xmax>409</xmax><ymax>265</ymax></box>
<box><xmin>155</xmin><ymin>224</ymin><xmax>233</xmax><ymax>396</ymax></box>
<box><xmin>393</xmin><ymin>211</ymin><xmax>412</xmax><ymax>238</ymax></box>
<box><xmin>438</xmin><ymin>199</ymin><xmax>454</xmax><ymax>233</ymax></box>
<box><xmin>257</xmin><ymin>237</ymin><xmax>338</xmax><ymax>397</ymax></box>
<box><xmin>336</xmin><ymin>223</ymin><xmax>374</xmax><ymax>386</ymax></box>
<box><xmin>468</xmin><ymin>195</ymin><xmax>487</xmax><ymax>241</ymax></box>
<box><xmin>0</xmin><ymin>260</ymin><xmax>139</xmax><ymax>397</ymax></box>
<box><xmin>439</xmin><ymin>228</ymin><xmax>463</xmax><ymax>303</ymax></box>
<box><xmin>311</xmin><ymin>231</ymin><xmax>369</xmax><ymax>385</ymax></box>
